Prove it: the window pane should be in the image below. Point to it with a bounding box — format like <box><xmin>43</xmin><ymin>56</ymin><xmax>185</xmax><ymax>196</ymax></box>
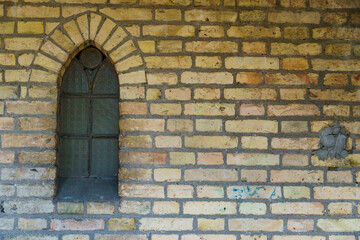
<box><xmin>59</xmin><ymin>138</ymin><xmax>89</xmax><ymax>177</ymax></box>
<box><xmin>90</xmin><ymin>138</ymin><xmax>118</xmax><ymax>177</ymax></box>
<box><xmin>92</xmin><ymin>98</ymin><xmax>118</xmax><ymax>135</ymax></box>
<box><xmin>62</xmin><ymin>60</ymin><xmax>88</xmax><ymax>94</ymax></box>
<box><xmin>60</xmin><ymin>97</ymin><xmax>89</xmax><ymax>135</ymax></box>
<box><xmin>92</xmin><ymin>59</ymin><xmax>118</xmax><ymax>95</ymax></box>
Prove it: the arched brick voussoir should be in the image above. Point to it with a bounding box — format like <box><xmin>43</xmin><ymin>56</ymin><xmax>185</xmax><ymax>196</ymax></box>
<box><xmin>31</xmin><ymin>11</ymin><xmax>146</xmax><ymax>84</ymax></box>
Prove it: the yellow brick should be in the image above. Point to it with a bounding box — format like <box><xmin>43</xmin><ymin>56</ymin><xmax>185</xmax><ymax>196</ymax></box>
<box><xmin>18</xmin><ymin>53</ymin><xmax>35</xmax><ymax>67</ymax></box>
<box><xmin>323</xmin><ymin>105</ymin><xmax>350</xmax><ymax>117</ymax></box>
<box><xmin>197</xmin><ymin>185</ymin><xmax>224</xmax><ymax>198</ymax></box>
<box><xmin>62</xmin><ymin>6</ymin><xmax>97</xmax><ymax>18</ymax></box>
<box><xmin>195</xmin><ymin>56</ymin><xmax>222</xmax><ymax>68</ymax></box>
<box><xmin>242</xmin><ymin>42</ymin><xmax>267</xmax><ymax>54</ymax></box>
<box><xmin>194</xmin><ymin>0</ymin><xmax>221</xmax><ymax>5</ymax></box>
<box><xmin>237</xmin><ymin>0</ymin><xmax>276</xmax><ymax>6</ymax></box>
<box><xmin>282</xmin><ymin>58</ymin><xmax>309</xmax><ymax>70</ymax></box>
<box><xmin>0</xmin><ymin>22</ymin><xmax>14</xmax><ymax>34</ymax></box>
<box><xmin>284</xmin><ymin>27</ymin><xmax>309</xmax><ymax>40</ymax></box>
<box><xmin>119</xmin><ymin>168</ymin><xmax>152</xmax><ymax>181</ymax></box>
<box><xmin>5</xmin><ymin>37</ymin><xmax>42</xmax><ymax>51</ymax></box>
<box><xmin>327</xmin><ymin>171</ymin><xmax>353</xmax><ymax>183</ymax></box>
<box><xmin>87</xmin><ymin>202</ymin><xmax>115</xmax><ymax>215</ymax></box>
<box><xmin>199</xmin><ymin>26</ymin><xmax>224</xmax><ymax>38</ymax></box>
<box><xmin>119</xmin><ymin>200</ymin><xmax>151</xmax><ymax>215</ymax></box>
<box><xmin>155</xmin><ymin>136</ymin><xmax>182</xmax><ymax>148</ymax></box>
<box><xmin>18</xmin><ymin>117</ymin><xmax>56</xmax><ymax>131</ymax></box>
<box><xmin>194</xmin><ymin>88</ymin><xmax>221</xmax><ymax>100</ymax></box>
<box><xmin>225</xmin><ymin>57</ymin><xmax>279</xmax><ymax>69</ymax></box>
<box><xmin>17</xmin><ymin>21</ymin><xmax>43</xmax><ymax>34</ymax></box>
<box><xmin>182</xmin><ymin>72</ymin><xmax>233</xmax><ymax>84</ymax></box>
<box><xmin>186</xmin><ymin>41</ymin><xmax>238</xmax><ymax>53</ymax></box>
<box><xmin>239</xmin><ymin>202</ymin><xmax>267</xmax><ymax>215</ymax></box>
<box><xmin>95</xmin><ymin>19</ymin><xmax>116</xmax><ymax>46</ymax></box>
<box><xmin>138</xmin><ymin>40</ymin><xmax>155</xmax><ymax>53</ymax></box>
<box><xmin>167</xmin><ymin>119</ymin><xmax>193</xmax><ymax>132</ymax></box>
<box><xmin>145</xmin><ymin>56</ymin><xmax>192</xmax><ymax>69</ymax></box>
<box><xmin>313</xmin><ymin>59</ymin><xmax>360</xmax><ymax>71</ymax></box>
<box><xmin>226</xmin><ymin>120</ymin><xmax>277</xmax><ymax>133</ymax></box>
<box><xmin>325</xmin><ymin>73</ymin><xmax>348</xmax><ymax>86</ymax></box>
<box><xmin>271</xmin><ymin>170</ymin><xmax>323</xmax><ymax>183</ymax></box>
<box><xmin>147</xmin><ymin>88</ymin><xmax>161</xmax><ymax>100</ymax></box>
<box><xmin>224</xmin><ymin>88</ymin><xmax>277</xmax><ymax>100</ymax></box>
<box><xmin>283</xmin><ymin>186</ymin><xmax>310</xmax><ymax>199</ymax></box>
<box><xmin>281</xmin><ymin>121</ymin><xmax>308</xmax><ymax>133</ymax></box>
<box><xmin>196</xmin><ymin>119</ymin><xmax>222</xmax><ymax>132</ymax></box>
<box><xmin>151</xmin><ymin>103</ymin><xmax>181</xmax><ymax>115</ymax></box>
<box><xmin>170</xmin><ymin>152</ymin><xmax>195</xmax><ymax>165</ymax></box>
<box><xmin>2</xmin><ymin>134</ymin><xmax>55</xmax><ymax>148</ymax></box>
<box><xmin>140</xmin><ymin>0</ymin><xmax>191</xmax><ymax>5</ymax></box>
<box><xmin>155</xmin><ymin>9</ymin><xmax>182</xmax><ymax>21</ymax></box>
<box><xmin>139</xmin><ymin>218</ymin><xmax>193</xmax><ymax>231</ymax></box>
<box><xmin>153</xmin><ymin>201</ymin><xmax>180</xmax><ymax>214</ymax></box>
<box><xmin>185</xmin><ymin>9</ymin><xmax>237</xmax><ymax>22</ymax></box>
<box><xmin>241</xmin><ymin>169</ymin><xmax>267</xmax><ymax>182</ymax></box>
<box><xmin>323</xmin><ymin>12</ymin><xmax>348</xmax><ymax>24</ymax></box>
<box><xmin>100</xmin><ymin>8</ymin><xmax>152</xmax><ymax>21</ymax></box>
<box><xmin>280</xmin><ymin>0</ymin><xmax>306</xmax><ymax>7</ymax></box>
<box><xmin>154</xmin><ymin>169</ymin><xmax>181</xmax><ymax>182</ymax></box>
<box><xmin>328</xmin><ymin>202</ymin><xmax>353</xmax><ymax>215</ymax></box>
<box><xmin>0</xmin><ymin>117</ymin><xmax>14</xmax><ymax>130</ymax></box>
<box><xmin>240</xmin><ymin>104</ymin><xmax>264</xmax><ymax>116</ymax></box>
<box><xmin>120</xmin><ymin>86</ymin><xmax>145</xmax><ymax>100</ymax></box>
<box><xmin>167</xmin><ymin>185</ymin><xmax>194</xmax><ymax>198</ymax></box>
<box><xmin>183</xmin><ymin>201</ymin><xmax>236</xmax><ymax>215</ymax></box>
<box><xmin>147</xmin><ymin>72</ymin><xmax>178</xmax><ymax>85</ymax></box>
<box><xmin>41</xmin><ymin>41</ymin><xmax>68</xmax><ymax>63</ymax></box>
<box><xmin>6</xmin><ymin>101</ymin><xmax>56</xmax><ymax>115</ymax></box>
<box><xmin>271</xmin><ymin>138</ymin><xmax>319</xmax><ymax>150</ymax></box>
<box><xmin>119</xmin><ymin>184</ymin><xmax>164</xmax><ymax>198</ymax></box>
<box><xmin>184</xmin><ymin>103</ymin><xmax>235</xmax><ymax>116</ymax></box>
<box><xmin>28</xmin><ymin>86</ymin><xmax>57</xmax><ymax>99</ymax></box>
<box><xmin>241</xmin><ymin>136</ymin><xmax>268</xmax><ymax>149</ymax></box>
<box><xmin>271</xmin><ymin>43</ymin><xmax>322</xmax><ymax>55</ymax></box>
<box><xmin>270</xmin><ymin>202</ymin><xmax>324</xmax><ymax>215</ymax></box>
<box><xmin>120</xmin><ymin>119</ymin><xmax>164</xmax><ymax>132</ymax></box>
<box><xmin>143</xmin><ymin>25</ymin><xmax>195</xmax><ymax>37</ymax></box>
<box><xmin>325</xmin><ymin>43</ymin><xmax>351</xmax><ymax>56</ymax></box>
<box><xmin>119</xmin><ymin>71</ymin><xmax>146</xmax><ymax>85</ymax></box>
<box><xmin>239</xmin><ymin>10</ymin><xmax>266</xmax><ymax>22</ymax></box>
<box><xmin>108</xmin><ymin>218</ymin><xmax>135</xmax><ymax>231</ymax></box>
<box><xmin>280</xmin><ymin>89</ymin><xmax>306</xmax><ymax>100</ymax></box>
<box><xmin>7</xmin><ymin>6</ymin><xmax>60</xmax><ymax>18</ymax></box>
<box><xmin>229</xmin><ymin>218</ymin><xmax>282</xmax><ymax>232</ymax></box>
<box><xmin>103</xmin><ymin>27</ymin><xmax>127</xmax><ymax>52</ymax></box>
<box><xmin>228</xmin><ymin>26</ymin><xmax>281</xmax><ymax>38</ymax></box>
<box><xmin>268</xmin><ymin>104</ymin><xmax>320</xmax><ymax>116</ymax></box>
<box><xmin>0</xmin><ymin>53</ymin><xmax>16</xmax><ymax>66</ymax></box>
<box><xmin>268</xmin><ymin>11</ymin><xmax>320</xmax><ymax>24</ymax></box>
<box><xmin>198</xmin><ymin>218</ymin><xmax>224</xmax><ymax>231</ymax></box>
<box><xmin>34</xmin><ymin>53</ymin><xmax>62</xmax><ymax>73</ymax></box>
<box><xmin>5</xmin><ymin>70</ymin><xmax>31</xmax><ymax>82</ymax></box>
<box><xmin>29</xmin><ymin>69</ymin><xmax>57</xmax><ymax>84</ymax></box>
<box><xmin>119</xmin><ymin>135</ymin><xmax>152</xmax><ymax>148</ymax></box>
<box><xmin>185</xmin><ymin>136</ymin><xmax>238</xmax><ymax>149</ymax></box>
<box><xmin>158</xmin><ymin>40</ymin><xmax>182</xmax><ymax>53</ymax></box>
<box><xmin>0</xmin><ymin>86</ymin><xmax>18</xmax><ymax>99</ymax></box>
<box><xmin>227</xmin><ymin>153</ymin><xmax>279</xmax><ymax>166</ymax></box>
<box><xmin>237</xmin><ymin>72</ymin><xmax>263</xmax><ymax>85</ymax></box>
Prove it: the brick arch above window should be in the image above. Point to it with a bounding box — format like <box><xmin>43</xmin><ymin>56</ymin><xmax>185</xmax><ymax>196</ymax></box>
<box><xmin>29</xmin><ymin>11</ymin><xmax>147</xmax><ymax>86</ymax></box>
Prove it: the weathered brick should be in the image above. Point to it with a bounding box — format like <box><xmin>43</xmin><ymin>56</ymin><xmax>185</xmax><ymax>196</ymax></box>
<box><xmin>57</xmin><ymin>202</ymin><xmax>84</xmax><ymax>215</ymax></box>
<box><xmin>271</xmin><ymin>170</ymin><xmax>323</xmax><ymax>183</ymax></box>
<box><xmin>167</xmin><ymin>185</ymin><xmax>194</xmax><ymax>198</ymax></box>
<box><xmin>328</xmin><ymin>202</ymin><xmax>353</xmax><ymax>215</ymax></box>
<box><xmin>268</xmin><ymin>104</ymin><xmax>320</xmax><ymax>116</ymax></box>
<box><xmin>185</xmin><ymin>9</ymin><xmax>237</xmax><ymax>22</ymax></box>
<box><xmin>225</xmin><ymin>88</ymin><xmax>277</xmax><ymax>100</ymax></box>
<box><xmin>282</xmin><ymin>154</ymin><xmax>308</xmax><ymax>166</ymax></box>
<box><xmin>119</xmin><ymin>168</ymin><xmax>152</xmax><ymax>181</ymax></box>
<box><xmin>314</xmin><ymin>187</ymin><xmax>360</xmax><ymax>200</ymax></box>
<box><xmin>154</xmin><ymin>168</ymin><xmax>181</xmax><ymax>182</ymax></box>
<box><xmin>186</xmin><ymin>41</ymin><xmax>238</xmax><ymax>53</ymax></box>
<box><xmin>196</xmin><ymin>119</ymin><xmax>222</xmax><ymax>132</ymax></box>
<box><xmin>185</xmin><ymin>136</ymin><xmax>238</xmax><ymax>149</ymax></box>
<box><xmin>120</xmin><ymin>119</ymin><xmax>164</xmax><ymax>132</ymax></box>
<box><xmin>167</xmin><ymin>119</ymin><xmax>193</xmax><ymax>132</ymax></box>
<box><xmin>138</xmin><ymin>40</ymin><xmax>155</xmax><ymax>53</ymax></box>
<box><xmin>225</xmin><ymin>57</ymin><xmax>279</xmax><ymax>69</ymax></box>
<box><xmin>310</xmin><ymin>89</ymin><xmax>360</xmax><ymax>101</ymax></box>
<box><xmin>147</xmin><ymin>72</ymin><xmax>178</xmax><ymax>85</ymax></box>
<box><xmin>228</xmin><ymin>186</ymin><xmax>282</xmax><ymax>199</ymax></box>
<box><xmin>323</xmin><ymin>12</ymin><xmax>348</xmax><ymax>24</ymax></box>
<box><xmin>228</xmin><ymin>26</ymin><xmax>281</xmax><ymax>38</ymax></box>
<box><xmin>0</xmin><ymin>22</ymin><xmax>14</xmax><ymax>34</ymax></box>
<box><xmin>184</xmin><ymin>201</ymin><xmax>236</xmax><ymax>215</ymax></box>
<box><xmin>169</xmin><ymin>152</ymin><xmax>195</xmax><ymax>165</ymax></box>
<box><xmin>287</xmin><ymin>219</ymin><xmax>314</xmax><ymax>232</ymax></box>
<box><xmin>0</xmin><ymin>218</ymin><xmax>14</xmax><ymax>230</ymax></box>
<box><xmin>1</xmin><ymin>134</ymin><xmax>55</xmax><ymax>148</ymax></box>
<box><xmin>0</xmin><ymin>184</ymin><xmax>15</xmax><ymax>196</ymax></box>
<box><xmin>18</xmin><ymin>218</ymin><xmax>47</xmax><ymax>231</ymax></box>
<box><xmin>327</xmin><ymin>171</ymin><xmax>353</xmax><ymax>183</ymax></box>
<box><xmin>119</xmin><ymin>201</ymin><xmax>151</xmax><ymax>215</ymax></box>
<box><xmin>241</xmin><ymin>169</ymin><xmax>267</xmax><ymax>183</ymax></box>
<box><xmin>119</xmin><ymin>135</ymin><xmax>152</xmax><ymax>148</ymax></box>
<box><xmin>239</xmin><ymin>10</ymin><xmax>266</xmax><ymax>22</ymax></box>
<box><xmin>197</xmin><ymin>185</ymin><xmax>224</xmax><ymax>198</ymax></box>
<box><xmin>140</xmin><ymin>0</ymin><xmax>191</xmax><ymax>5</ymax></box>
<box><xmin>51</xmin><ymin>219</ymin><xmax>104</xmax><ymax>231</ymax></box>
<box><xmin>158</xmin><ymin>40</ymin><xmax>182</xmax><ymax>53</ymax></box>
<box><xmin>181</xmin><ymin>72</ymin><xmax>233</xmax><ymax>84</ymax></box>
<box><xmin>271</xmin><ymin>202</ymin><xmax>324</xmax><ymax>215</ymax></box>
<box><xmin>185</xmin><ymin>169</ymin><xmax>238</xmax><ymax>181</ymax></box>
<box><xmin>324</xmin><ymin>73</ymin><xmax>348</xmax><ymax>85</ymax></box>
<box><xmin>273</xmin><ymin>236</ymin><xmax>324</xmax><ymax>240</ymax></box>
<box><xmin>94</xmin><ymin>234</ymin><xmax>147</xmax><ymax>240</ymax></box>
<box><xmin>284</xmin><ymin>27</ymin><xmax>309</xmax><ymax>39</ymax></box>
<box><xmin>153</xmin><ymin>201</ymin><xmax>179</xmax><ymax>214</ymax></box>
<box><xmin>195</xmin><ymin>56</ymin><xmax>222</xmax><ymax>68</ymax></box>
<box><xmin>143</xmin><ymin>25</ymin><xmax>195</xmax><ymax>37</ymax></box>
<box><xmin>282</xmin><ymin>58</ymin><xmax>309</xmax><ymax>70</ymax></box>
<box><xmin>284</xmin><ymin>186</ymin><xmax>310</xmax><ymax>199</ymax></box>
<box><xmin>197</xmin><ymin>218</ymin><xmax>224</xmax><ymax>231</ymax></box>
<box><xmin>317</xmin><ymin>219</ymin><xmax>360</xmax><ymax>232</ymax></box>
<box><xmin>18</xmin><ymin>151</ymin><xmax>55</xmax><ymax>164</ymax></box>
<box><xmin>119</xmin><ymin>184</ymin><xmax>164</xmax><ymax>198</ymax></box>
<box><xmin>119</xmin><ymin>102</ymin><xmax>147</xmax><ymax>115</ymax></box>
<box><xmin>325</xmin><ymin>43</ymin><xmax>351</xmax><ymax>56</ymax></box>
<box><xmin>228</xmin><ymin>153</ymin><xmax>279</xmax><ymax>166</ymax></box>
<box><xmin>119</xmin><ymin>152</ymin><xmax>167</xmax><ymax>165</ymax></box>
<box><xmin>1</xmin><ymin>167</ymin><xmax>55</xmax><ymax>180</ymax></box>
<box><xmin>226</xmin><ymin>120</ymin><xmax>278</xmax><ymax>133</ymax></box>
<box><xmin>108</xmin><ymin>218</ymin><xmax>135</xmax><ymax>231</ymax></box>
<box><xmin>145</xmin><ymin>56</ymin><xmax>192</xmax><ymax>69</ymax></box>
<box><xmin>7</xmin><ymin>6</ymin><xmax>60</xmax><ymax>18</ymax></box>
<box><xmin>271</xmin><ymin>43</ymin><xmax>321</xmax><ymax>56</ymax></box>
<box><xmin>271</xmin><ymin>138</ymin><xmax>319</xmax><ymax>150</ymax></box>
<box><xmin>310</xmin><ymin>0</ymin><xmax>360</xmax><ymax>9</ymax></box>
<box><xmin>17</xmin><ymin>184</ymin><xmax>54</xmax><ymax>197</ymax></box>
<box><xmin>240</xmin><ymin>104</ymin><xmax>264</xmax><ymax>116</ymax></box>
<box><xmin>313</xmin><ymin>27</ymin><xmax>360</xmax><ymax>40</ymax></box>
<box><xmin>194</xmin><ymin>88</ymin><xmax>220</xmax><ymax>100</ymax></box>
<box><xmin>2</xmin><ymin>200</ymin><xmax>54</xmax><ymax>214</ymax></box>
<box><xmin>239</xmin><ymin>202</ymin><xmax>267</xmax><ymax>215</ymax></box>
<box><xmin>242</xmin><ymin>42</ymin><xmax>266</xmax><ymax>54</ymax></box>
<box><xmin>185</xmin><ymin>103</ymin><xmax>234</xmax><ymax>116</ymax></box>
<box><xmin>199</xmin><ymin>26</ymin><xmax>224</xmax><ymax>38</ymax></box>
<box><xmin>87</xmin><ymin>202</ymin><xmax>115</xmax><ymax>215</ymax></box>
<box><xmin>198</xmin><ymin>152</ymin><xmax>223</xmax><ymax>165</ymax></box>
<box><xmin>139</xmin><ymin>218</ymin><xmax>193</xmax><ymax>231</ymax></box>
<box><xmin>100</xmin><ymin>8</ymin><xmax>152</xmax><ymax>20</ymax></box>
<box><xmin>268</xmin><ymin>11</ymin><xmax>320</xmax><ymax>24</ymax></box>
<box><xmin>165</xmin><ymin>88</ymin><xmax>191</xmax><ymax>100</ymax></box>
<box><xmin>155</xmin><ymin>9</ymin><xmax>181</xmax><ymax>21</ymax></box>
<box><xmin>229</xmin><ymin>218</ymin><xmax>283</xmax><ymax>232</ymax></box>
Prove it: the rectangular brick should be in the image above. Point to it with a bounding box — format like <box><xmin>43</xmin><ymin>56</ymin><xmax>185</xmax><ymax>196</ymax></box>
<box><xmin>227</xmin><ymin>186</ymin><xmax>281</xmax><ymax>199</ymax></box>
<box><xmin>145</xmin><ymin>56</ymin><xmax>192</xmax><ymax>69</ymax></box>
<box><xmin>270</xmin><ymin>202</ymin><xmax>324</xmax><ymax>215</ymax></box>
<box><xmin>229</xmin><ymin>218</ymin><xmax>283</xmax><ymax>232</ymax></box>
<box><xmin>181</xmin><ymin>72</ymin><xmax>233</xmax><ymax>84</ymax></box>
<box><xmin>310</xmin><ymin>0</ymin><xmax>360</xmax><ymax>9</ymax></box>
<box><xmin>7</xmin><ymin>6</ymin><xmax>60</xmax><ymax>18</ymax></box>
<box><xmin>271</xmin><ymin>170</ymin><xmax>323</xmax><ymax>183</ymax></box>
<box><xmin>227</xmin><ymin>153</ymin><xmax>279</xmax><ymax>166</ymax></box>
<box><xmin>185</xmin><ymin>136</ymin><xmax>238</xmax><ymax>149</ymax></box>
<box><xmin>185</xmin><ymin>9</ymin><xmax>237</xmax><ymax>22</ymax></box>
<box><xmin>186</xmin><ymin>41</ymin><xmax>238</xmax><ymax>53</ymax></box>
<box><xmin>119</xmin><ymin>201</ymin><xmax>151</xmax><ymax>215</ymax></box>
<box><xmin>317</xmin><ymin>219</ymin><xmax>360</xmax><ymax>232</ymax></box>
<box><xmin>183</xmin><ymin>201</ymin><xmax>236</xmax><ymax>215</ymax></box>
<box><xmin>312</xmin><ymin>59</ymin><xmax>360</xmax><ymax>71</ymax></box>
<box><xmin>100</xmin><ymin>8</ymin><xmax>152</xmax><ymax>20</ymax></box>
<box><xmin>6</xmin><ymin>101</ymin><xmax>56</xmax><ymax>115</ymax></box>
<box><xmin>119</xmin><ymin>152</ymin><xmax>167</xmax><ymax>165</ymax></box>
<box><xmin>271</xmin><ymin>138</ymin><xmax>319</xmax><ymax>150</ymax></box>
<box><xmin>224</xmin><ymin>88</ymin><xmax>277</xmax><ymax>100</ymax></box>
<box><xmin>185</xmin><ymin>169</ymin><xmax>238</xmax><ymax>181</ymax></box>
<box><xmin>225</xmin><ymin>57</ymin><xmax>279</xmax><ymax>69</ymax></box>
<box><xmin>314</xmin><ymin>187</ymin><xmax>360</xmax><ymax>200</ymax></box>
<box><xmin>271</xmin><ymin>43</ymin><xmax>321</xmax><ymax>56</ymax></box>
<box><xmin>184</xmin><ymin>103</ymin><xmax>235</xmax><ymax>116</ymax></box>
<box><xmin>1</xmin><ymin>167</ymin><xmax>56</xmax><ymax>180</ymax></box>
<box><xmin>119</xmin><ymin>184</ymin><xmax>164</xmax><ymax>198</ymax></box>
<box><xmin>143</xmin><ymin>25</ymin><xmax>195</xmax><ymax>37</ymax></box>
<box><xmin>139</xmin><ymin>218</ymin><xmax>193</xmax><ymax>231</ymax></box>
<box><xmin>120</xmin><ymin>102</ymin><xmax>147</xmax><ymax>115</ymax></box>
<box><xmin>268</xmin><ymin>11</ymin><xmax>320</xmax><ymax>24</ymax></box>
<box><xmin>226</xmin><ymin>120</ymin><xmax>278</xmax><ymax>133</ymax></box>
<box><xmin>268</xmin><ymin>104</ymin><xmax>320</xmax><ymax>116</ymax></box>
<box><xmin>120</xmin><ymin>119</ymin><xmax>164</xmax><ymax>132</ymax></box>
<box><xmin>18</xmin><ymin>151</ymin><xmax>56</xmax><ymax>164</ymax></box>
<box><xmin>1</xmin><ymin>200</ymin><xmax>54</xmax><ymax>214</ymax></box>
<box><xmin>228</xmin><ymin>26</ymin><xmax>281</xmax><ymax>38</ymax></box>
<box><xmin>1</xmin><ymin>134</ymin><xmax>55</xmax><ymax>148</ymax></box>
<box><xmin>51</xmin><ymin>219</ymin><xmax>104</xmax><ymax>231</ymax></box>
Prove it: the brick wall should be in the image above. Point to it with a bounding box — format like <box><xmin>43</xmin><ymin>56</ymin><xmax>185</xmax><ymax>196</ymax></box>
<box><xmin>1</xmin><ymin>0</ymin><xmax>360</xmax><ymax>239</ymax></box>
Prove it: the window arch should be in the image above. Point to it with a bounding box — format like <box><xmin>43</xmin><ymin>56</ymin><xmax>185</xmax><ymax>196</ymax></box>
<box><xmin>56</xmin><ymin>47</ymin><xmax>119</xmax><ymax>201</ymax></box>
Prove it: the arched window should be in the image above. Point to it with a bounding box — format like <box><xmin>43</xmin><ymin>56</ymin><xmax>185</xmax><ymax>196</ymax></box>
<box><xmin>56</xmin><ymin>47</ymin><xmax>119</xmax><ymax>201</ymax></box>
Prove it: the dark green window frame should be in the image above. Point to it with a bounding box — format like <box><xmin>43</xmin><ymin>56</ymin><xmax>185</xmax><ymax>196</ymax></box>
<box><xmin>56</xmin><ymin>47</ymin><xmax>119</xmax><ymax>201</ymax></box>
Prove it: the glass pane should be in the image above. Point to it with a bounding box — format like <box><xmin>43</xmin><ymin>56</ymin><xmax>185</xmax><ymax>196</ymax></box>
<box><xmin>92</xmin><ymin>59</ymin><xmax>119</xmax><ymax>95</ymax></box>
<box><xmin>62</xmin><ymin>59</ymin><xmax>88</xmax><ymax>94</ymax></box>
<box><xmin>59</xmin><ymin>138</ymin><xmax>89</xmax><ymax>177</ymax></box>
<box><xmin>60</xmin><ymin>97</ymin><xmax>89</xmax><ymax>135</ymax></box>
<box><xmin>92</xmin><ymin>98</ymin><xmax>119</xmax><ymax>135</ymax></box>
<box><xmin>90</xmin><ymin>138</ymin><xmax>118</xmax><ymax>177</ymax></box>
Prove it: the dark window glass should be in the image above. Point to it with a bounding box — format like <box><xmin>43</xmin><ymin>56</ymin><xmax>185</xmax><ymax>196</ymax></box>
<box><xmin>57</xmin><ymin>47</ymin><xmax>119</xmax><ymax>201</ymax></box>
